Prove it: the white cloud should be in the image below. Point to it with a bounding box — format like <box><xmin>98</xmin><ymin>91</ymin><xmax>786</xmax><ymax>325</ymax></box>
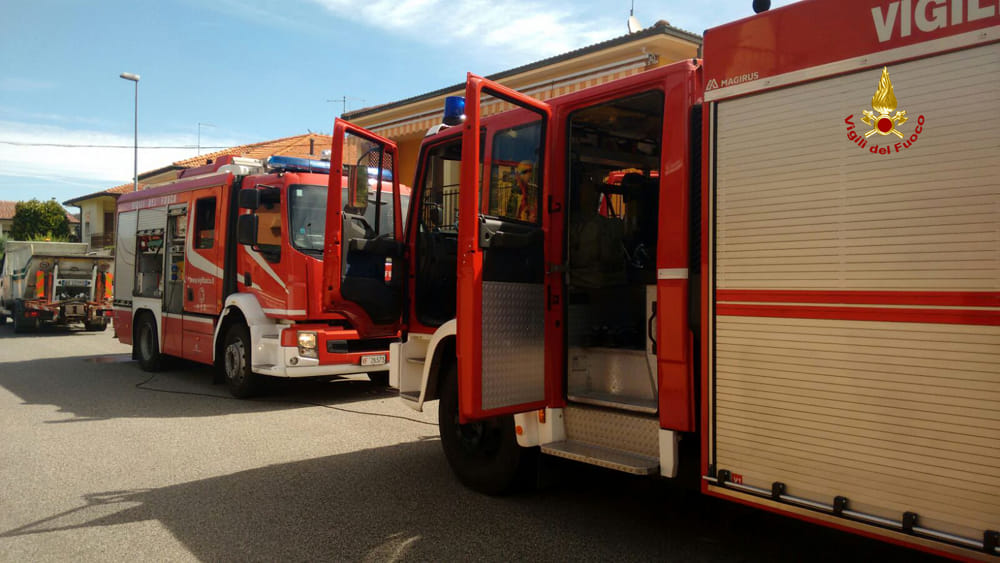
<box><xmin>309</xmin><ymin>0</ymin><xmax>619</xmax><ymax>59</ymax></box>
<box><xmin>0</xmin><ymin>120</ymin><xmax>244</xmax><ymax>194</ymax></box>
<box><xmin>0</xmin><ymin>77</ymin><xmax>55</xmax><ymax>92</ymax></box>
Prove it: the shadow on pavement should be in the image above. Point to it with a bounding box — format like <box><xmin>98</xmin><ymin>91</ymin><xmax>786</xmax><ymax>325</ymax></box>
<box><xmin>0</xmin><ymin>321</ymin><xmax>111</xmax><ymax>337</ymax></box>
<box><xmin>0</xmin><ymin>352</ymin><xmax>395</xmax><ymax>422</ymax></box>
<box><xmin>0</xmin><ymin>442</ymin><xmax>935</xmax><ymax>562</ymax></box>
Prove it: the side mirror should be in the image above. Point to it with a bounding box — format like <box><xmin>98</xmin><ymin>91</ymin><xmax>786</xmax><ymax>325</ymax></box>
<box><xmin>236</xmin><ymin>214</ymin><xmax>258</xmax><ymax>246</ymax></box>
<box><xmin>349</xmin><ymin>164</ymin><xmax>370</xmax><ymax>210</ymax></box>
<box><xmin>238</xmin><ymin>189</ymin><xmax>260</xmax><ymax>210</ymax></box>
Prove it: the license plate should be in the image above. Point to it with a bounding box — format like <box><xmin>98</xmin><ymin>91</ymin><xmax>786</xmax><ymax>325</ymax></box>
<box><xmin>361</xmin><ymin>354</ymin><xmax>386</xmax><ymax>366</ymax></box>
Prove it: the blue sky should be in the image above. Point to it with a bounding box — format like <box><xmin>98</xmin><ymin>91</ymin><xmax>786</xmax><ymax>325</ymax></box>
<box><xmin>0</xmin><ymin>0</ymin><xmax>798</xmax><ymax>207</ymax></box>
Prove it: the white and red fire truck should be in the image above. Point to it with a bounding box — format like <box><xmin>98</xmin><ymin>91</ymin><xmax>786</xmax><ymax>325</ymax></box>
<box><xmin>113</xmin><ymin>143</ymin><xmax>409</xmax><ymax>398</ymax></box>
<box><xmin>325</xmin><ymin>0</ymin><xmax>998</xmax><ymax>558</ymax></box>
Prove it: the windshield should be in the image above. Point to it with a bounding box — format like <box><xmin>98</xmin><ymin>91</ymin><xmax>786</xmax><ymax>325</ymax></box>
<box><xmin>289</xmin><ymin>184</ymin><xmax>409</xmax><ymax>253</ymax></box>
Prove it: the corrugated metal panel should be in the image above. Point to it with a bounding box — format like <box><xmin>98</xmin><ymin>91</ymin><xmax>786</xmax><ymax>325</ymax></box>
<box><xmin>714</xmin><ymin>43</ymin><xmax>1000</xmax><ymax>291</ymax></box>
<box><xmin>481</xmin><ymin>281</ymin><xmax>545</xmax><ymax>410</ymax></box>
<box><xmin>136</xmin><ymin>207</ymin><xmax>167</xmax><ymax>233</ymax></box>
<box><xmin>714</xmin><ymin>316</ymin><xmax>1000</xmax><ymax>539</ymax></box>
<box><xmin>709</xmin><ymin>43</ymin><xmax>1000</xmax><ymax>544</ymax></box>
<box><xmin>113</xmin><ymin>211</ymin><xmax>137</xmax><ymax>302</ymax></box>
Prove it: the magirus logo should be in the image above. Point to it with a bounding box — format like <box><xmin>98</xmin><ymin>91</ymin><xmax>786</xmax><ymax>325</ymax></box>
<box><xmin>844</xmin><ymin>66</ymin><xmax>925</xmax><ymax>155</ymax></box>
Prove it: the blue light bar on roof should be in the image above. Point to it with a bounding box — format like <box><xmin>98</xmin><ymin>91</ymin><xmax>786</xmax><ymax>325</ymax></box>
<box><xmin>265</xmin><ymin>155</ymin><xmax>331</xmax><ymax>174</ymax></box>
<box><xmin>443</xmin><ymin>96</ymin><xmax>465</xmax><ymax>126</ymax></box>
<box><xmin>367</xmin><ymin>167</ymin><xmax>392</xmax><ymax>181</ymax></box>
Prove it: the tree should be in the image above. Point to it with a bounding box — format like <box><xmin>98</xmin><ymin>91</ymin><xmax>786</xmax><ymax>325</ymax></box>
<box><xmin>11</xmin><ymin>199</ymin><xmax>70</xmax><ymax>241</ymax></box>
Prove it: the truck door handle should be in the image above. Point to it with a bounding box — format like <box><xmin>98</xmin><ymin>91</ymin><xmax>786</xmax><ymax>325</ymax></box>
<box><xmin>187</xmin><ymin>288</ymin><xmax>193</xmax><ymax>301</ymax></box>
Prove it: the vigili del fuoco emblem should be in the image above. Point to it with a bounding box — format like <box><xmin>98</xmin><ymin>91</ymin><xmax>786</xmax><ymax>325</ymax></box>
<box><xmin>844</xmin><ymin>66</ymin><xmax>924</xmax><ymax>155</ymax></box>
<box><xmin>861</xmin><ymin>67</ymin><xmax>907</xmax><ymax>138</ymax></box>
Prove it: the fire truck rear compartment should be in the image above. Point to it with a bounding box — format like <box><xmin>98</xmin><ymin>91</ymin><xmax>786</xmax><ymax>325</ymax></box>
<box><xmin>564</xmin><ymin>91</ymin><xmax>663</xmax><ymax>415</ymax></box>
<box><xmin>707</xmin><ymin>44</ymin><xmax>1000</xmax><ymax>548</ymax></box>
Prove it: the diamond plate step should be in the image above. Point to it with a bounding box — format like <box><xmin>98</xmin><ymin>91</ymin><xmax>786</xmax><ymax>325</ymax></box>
<box><xmin>541</xmin><ymin>440</ymin><xmax>658</xmax><ymax>475</ymax></box>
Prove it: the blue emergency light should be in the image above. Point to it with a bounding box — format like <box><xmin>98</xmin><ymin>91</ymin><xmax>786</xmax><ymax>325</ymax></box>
<box><xmin>443</xmin><ymin>96</ymin><xmax>466</xmax><ymax>126</ymax></box>
<box><xmin>367</xmin><ymin>167</ymin><xmax>392</xmax><ymax>181</ymax></box>
<box><xmin>266</xmin><ymin>155</ymin><xmax>331</xmax><ymax>174</ymax></box>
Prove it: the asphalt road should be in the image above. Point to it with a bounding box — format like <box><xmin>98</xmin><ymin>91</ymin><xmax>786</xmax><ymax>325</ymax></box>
<box><xmin>0</xmin><ymin>323</ymin><xmax>941</xmax><ymax>562</ymax></box>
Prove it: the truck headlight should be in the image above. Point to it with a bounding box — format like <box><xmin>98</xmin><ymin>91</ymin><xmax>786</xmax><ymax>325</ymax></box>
<box><xmin>297</xmin><ymin>331</ymin><xmax>318</xmax><ymax>358</ymax></box>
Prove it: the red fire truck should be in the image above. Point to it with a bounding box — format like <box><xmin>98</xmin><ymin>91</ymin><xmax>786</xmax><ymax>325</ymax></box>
<box><xmin>326</xmin><ymin>0</ymin><xmax>999</xmax><ymax>558</ymax></box>
<box><xmin>114</xmin><ymin>142</ymin><xmax>408</xmax><ymax>398</ymax></box>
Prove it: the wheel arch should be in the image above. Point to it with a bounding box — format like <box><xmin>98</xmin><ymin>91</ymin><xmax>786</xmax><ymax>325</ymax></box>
<box><xmin>420</xmin><ymin>320</ymin><xmax>457</xmax><ymax>404</ymax></box>
<box><xmin>213</xmin><ymin>293</ymin><xmax>275</xmax><ymax>366</ymax></box>
<box><xmin>131</xmin><ymin>307</ymin><xmax>159</xmax><ymax>360</ymax></box>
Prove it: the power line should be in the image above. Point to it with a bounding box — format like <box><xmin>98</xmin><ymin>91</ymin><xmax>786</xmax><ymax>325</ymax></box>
<box><xmin>0</xmin><ymin>140</ymin><xmax>232</xmax><ymax>149</ymax></box>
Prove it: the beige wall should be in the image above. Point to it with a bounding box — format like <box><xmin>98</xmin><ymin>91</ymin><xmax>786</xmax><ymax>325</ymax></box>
<box><xmin>349</xmin><ymin>30</ymin><xmax>700</xmax><ymax>186</ymax></box>
<box><xmin>78</xmin><ymin>195</ymin><xmax>118</xmax><ymax>247</ymax></box>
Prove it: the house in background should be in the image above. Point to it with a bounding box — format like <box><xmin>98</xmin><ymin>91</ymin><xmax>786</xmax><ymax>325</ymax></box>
<box><xmin>0</xmin><ymin>200</ymin><xmax>80</xmax><ymax>241</ymax></box>
<box><xmin>344</xmin><ymin>20</ymin><xmax>701</xmax><ymax>183</ymax></box>
<box><xmin>63</xmin><ymin>133</ymin><xmax>331</xmax><ymax>252</ymax></box>
<box><xmin>0</xmin><ymin>201</ymin><xmax>14</xmax><ymax>238</ymax></box>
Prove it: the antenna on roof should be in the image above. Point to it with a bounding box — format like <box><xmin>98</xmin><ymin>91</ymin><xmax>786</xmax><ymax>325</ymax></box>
<box><xmin>327</xmin><ymin>96</ymin><xmax>365</xmax><ymax>116</ymax></box>
<box><xmin>627</xmin><ymin>0</ymin><xmax>642</xmax><ymax>33</ymax></box>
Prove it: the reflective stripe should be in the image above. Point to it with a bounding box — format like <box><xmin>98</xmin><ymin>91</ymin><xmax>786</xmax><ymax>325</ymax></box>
<box><xmin>35</xmin><ymin>271</ymin><xmax>46</xmax><ymax>298</ymax></box>
<box><xmin>657</xmin><ymin>268</ymin><xmax>689</xmax><ymax>280</ymax></box>
<box><xmin>262</xmin><ymin>308</ymin><xmax>306</xmax><ymax>316</ymax></box>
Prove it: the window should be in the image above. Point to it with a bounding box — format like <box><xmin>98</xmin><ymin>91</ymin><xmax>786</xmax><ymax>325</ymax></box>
<box><xmin>487</xmin><ymin>121</ymin><xmax>542</xmax><ymax>223</ymax></box>
<box><xmin>289</xmin><ymin>184</ymin><xmax>410</xmax><ymax>254</ymax></box>
<box><xmin>420</xmin><ymin>141</ymin><xmax>463</xmax><ymax>233</ymax></box>
<box><xmin>194</xmin><ymin>197</ymin><xmax>216</xmax><ymax>249</ymax></box>
<box><xmin>254</xmin><ymin>188</ymin><xmax>282</xmax><ymax>261</ymax></box>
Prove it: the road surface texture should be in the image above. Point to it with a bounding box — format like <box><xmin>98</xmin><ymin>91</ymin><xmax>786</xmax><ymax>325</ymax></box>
<box><xmin>0</xmin><ymin>323</ymin><xmax>941</xmax><ymax>561</ymax></box>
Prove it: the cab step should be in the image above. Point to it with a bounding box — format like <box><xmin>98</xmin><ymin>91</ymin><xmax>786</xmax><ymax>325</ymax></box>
<box><xmin>541</xmin><ymin>441</ymin><xmax>658</xmax><ymax>475</ymax></box>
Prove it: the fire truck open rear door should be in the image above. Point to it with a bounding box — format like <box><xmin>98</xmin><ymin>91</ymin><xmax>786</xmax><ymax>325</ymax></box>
<box><xmin>456</xmin><ymin>74</ymin><xmax>552</xmax><ymax>422</ymax></box>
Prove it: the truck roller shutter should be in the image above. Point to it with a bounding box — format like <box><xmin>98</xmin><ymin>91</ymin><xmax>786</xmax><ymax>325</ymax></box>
<box><xmin>708</xmin><ymin>43</ymin><xmax>1000</xmax><ymax>544</ymax></box>
<box><xmin>114</xmin><ymin>211</ymin><xmax>138</xmax><ymax>304</ymax></box>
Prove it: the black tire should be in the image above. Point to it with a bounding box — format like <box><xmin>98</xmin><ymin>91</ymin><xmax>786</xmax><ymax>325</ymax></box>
<box><xmin>222</xmin><ymin>323</ymin><xmax>261</xmax><ymax>399</ymax></box>
<box><xmin>438</xmin><ymin>362</ymin><xmax>537</xmax><ymax>495</ymax></box>
<box><xmin>12</xmin><ymin>302</ymin><xmax>37</xmax><ymax>334</ymax></box>
<box><xmin>135</xmin><ymin>313</ymin><xmax>163</xmax><ymax>371</ymax></box>
<box><xmin>368</xmin><ymin>370</ymin><xmax>389</xmax><ymax>387</ymax></box>
<box><xmin>85</xmin><ymin>319</ymin><xmax>108</xmax><ymax>332</ymax></box>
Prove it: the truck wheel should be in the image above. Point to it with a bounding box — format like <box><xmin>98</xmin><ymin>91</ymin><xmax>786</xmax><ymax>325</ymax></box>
<box><xmin>222</xmin><ymin>323</ymin><xmax>261</xmax><ymax>399</ymax></box>
<box><xmin>12</xmin><ymin>303</ymin><xmax>36</xmax><ymax>334</ymax></box>
<box><xmin>136</xmin><ymin>314</ymin><xmax>163</xmax><ymax>371</ymax></box>
<box><xmin>368</xmin><ymin>370</ymin><xmax>390</xmax><ymax>386</ymax></box>
<box><xmin>85</xmin><ymin>319</ymin><xmax>108</xmax><ymax>332</ymax></box>
<box><xmin>438</xmin><ymin>362</ymin><xmax>537</xmax><ymax>495</ymax></box>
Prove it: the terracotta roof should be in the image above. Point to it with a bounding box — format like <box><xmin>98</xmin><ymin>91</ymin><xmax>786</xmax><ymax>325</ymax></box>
<box><xmin>0</xmin><ymin>200</ymin><xmax>16</xmax><ymax>220</ymax></box>
<box><xmin>63</xmin><ymin>183</ymin><xmax>134</xmax><ymax>206</ymax></box>
<box><xmin>174</xmin><ymin>133</ymin><xmax>332</xmax><ymax>167</ymax></box>
<box><xmin>63</xmin><ymin>133</ymin><xmax>332</xmax><ymax>206</ymax></box>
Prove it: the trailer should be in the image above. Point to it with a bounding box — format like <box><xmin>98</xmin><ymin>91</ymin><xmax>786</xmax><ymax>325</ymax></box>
<box><xmin>0</xmin><ymin>241</ymin><xmax>113</xmax><ymax>333</ymax></box>
<box><xmin>353</xmin><ymin>0</ymin><xmax>999</xmax><ymax>558</ymax></box>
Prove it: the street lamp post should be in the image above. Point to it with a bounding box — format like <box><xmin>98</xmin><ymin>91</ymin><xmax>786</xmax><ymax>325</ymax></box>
<box><xmin>120</xmin><ymin>72</ymin><xmax>140</xmax><ymax>191</ymax></box>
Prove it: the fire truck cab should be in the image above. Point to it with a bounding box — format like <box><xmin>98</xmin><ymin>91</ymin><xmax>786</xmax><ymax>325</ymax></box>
<box><xmin>114</xmin><ymin>140</ymin><xmax>408</xmax><ymax>397</ymax></box>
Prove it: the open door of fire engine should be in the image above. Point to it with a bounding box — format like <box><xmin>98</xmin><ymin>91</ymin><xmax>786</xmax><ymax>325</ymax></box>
<box><xmin>322</xmin><ymin>119</ymin><xmax>405</xmax><ymax>337</ymax></box>
<box><xmin>457</xmin><ymin>74</ymin><xmax>552</xmax><ymax>422</ymax></box>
